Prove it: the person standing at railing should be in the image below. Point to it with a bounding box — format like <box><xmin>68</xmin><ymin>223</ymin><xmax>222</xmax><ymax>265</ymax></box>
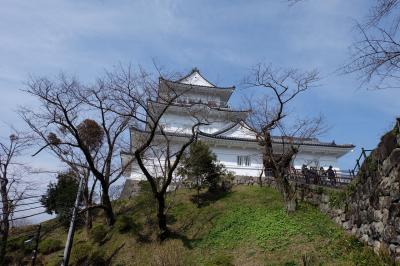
<box><xmin>287</xmin><ymin>166</ymin><xmax>295</xmax><ymax>180</ymax></box>
<box><xmin>319</xmin><ymin>167</ymin><xmax>326</xmax><ymax>185</ymax></box>
<box><xmin>327</xmin><ymin>165</ymin><xmax>336</xmax><ymax>186</ymax></box>
<box><xmin>301</xmin><ymin>164</ymin><xmax>310</xmax><ymax>184</ymax></box>
<box><xmin>310</xmin><ymin>167</ymin><xmax>318</xmax><ymax>185</ymax></box>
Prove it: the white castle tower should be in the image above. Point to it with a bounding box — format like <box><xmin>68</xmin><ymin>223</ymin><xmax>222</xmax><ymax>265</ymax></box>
<box><xmin>121</xmin><ymin>68</ymin><xmax>354</xmax><ymax>195</ymax></box>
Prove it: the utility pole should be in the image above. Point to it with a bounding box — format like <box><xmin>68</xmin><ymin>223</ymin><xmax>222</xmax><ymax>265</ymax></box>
<box><xmin>31</xmin><ymin>223</ymin><xmax>41</xmax><ymax>266</ymax></box>
<box><xmin>61</xmin><ymin>177</ymin><xmax>84</xmax><ymax>266</ymax></box>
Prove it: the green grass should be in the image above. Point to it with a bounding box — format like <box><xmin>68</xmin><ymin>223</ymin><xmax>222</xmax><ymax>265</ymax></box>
<box><xmin>7</xmin><ymin>185</ymin><xmax>393</xmax><ymax>265</ymax></box>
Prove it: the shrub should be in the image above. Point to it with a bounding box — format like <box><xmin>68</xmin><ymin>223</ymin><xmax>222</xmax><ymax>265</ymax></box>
<box><xmin>346</xmin><ymin>178</ymin><xmax>359</xmax><ymax>193</ymax></box>
<box><xmin>115</xmin><ymin>215</ymin><xmax>133</xmax><ymax>233</ymax></box>
<box><xmin>70</xmin><ymin>242</ymin><xmax>92</xmax><ymax>265</ymax></box>
<box><xmin>40</xmin><ymin>171</ymin><xmax>81</xmax><ymax>227</ymax></box>
<box><xmin>6</xmin><ymin>237</ymin><xmax>26</xmax><ymax>252</ymax></box>
<box><xmin>4</xmin><ymin>249</ymin><xmax>31</xmax><ymax>265</ymax></box>
<box><xmin>90</xmin><ymin>224</ymin><xmax>108</xmax><ymax>243</ymax></box>
<box><xmin>115</xmin><ymin>215</ymin><xmax>141</xmax><ymax>234</ymax></box>
<box><xmin>205</xmin><ymin>254</ymin><xmax>234</xmax><ymax>266</ymax></box>
<box><xmin>45</xmin><ymin>257</ymin><xmax>62</xmax><ymax>266</ymax></box>
<box><xmin>135</xmin><ymin>181</ymin><xmax>157</xmax><ymax>216</ymax></box>
<box><xmin>316</xmin><ymin>186</ymin><xmax>325</xmax><ymax>194</ymax></box>
<box><xmin>150</xmin><ymin>240</ymin><xmax>188</xmax><ymax>266</ymax></box>
<box><xmin>178</xmin><ymin>141</ymin><xmax>233</xmax><ymax>195</ymax></box>
<box><xmin>219</xmin><ymin>171</ymin><xmax>234</xmax><ymax>193</ymax></box>
<box><xmin>6</xmin><ymin>235</ymin><xmax>35</xmax><ymax>255</ymax></box>
<box><xmin>363</xmin><ymin>155</ymin><xmax>379</xmax><ymax>175</ymax></box>
<box><xmin>350</xmin><ymin>247</ymin><xmax>387</xmax><ymax>266</ymax></box>
<box><xmin>89</xmin><ymin>250</ymin><xmax>107</xmax><ymax>266</ymax></box>
<box><xmin>39</xmin><ymin>238</ymin><xmax>63</xmax><ymax>255</ymax></box>
<box><xmin>328</xmin><ymin>190</ymin><xmax>347</xmax><ymax>208</ymax></box>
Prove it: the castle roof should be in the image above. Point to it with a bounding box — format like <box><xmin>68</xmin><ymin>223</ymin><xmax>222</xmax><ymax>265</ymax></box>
<box><xmin>177</xmin><ymin>68</ymin><xmax>217</xmax><ymax>87</ymax></box>
<box><xmin>148</xmin><ymin>100</ymin><xmax>250</xmax><ymax>115</ymax></box>
<box><xmin>129</xmin><ymin>125</ymin><xmax>355</xmax><ymax>150</ymax></box>
<box><xmin>159</xmin><ymin>68</ymin><xmax>235</xmax><ymax>103</ymax></box>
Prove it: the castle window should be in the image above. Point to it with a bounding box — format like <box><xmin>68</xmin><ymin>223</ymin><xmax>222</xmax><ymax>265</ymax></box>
<box><xmin>237</xmin><ymin>155</ymin><xmax>251</xmax><ymax>166</ymax></box>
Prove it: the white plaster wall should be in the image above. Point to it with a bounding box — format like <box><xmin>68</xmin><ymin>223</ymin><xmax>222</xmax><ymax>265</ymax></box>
<box><xmin>128</xmin><ymin>140</ymin><xmax>343</xmax><ymax>181</ymax></box>
<box><xmin>160</xmin><ymin>113</ymin><xmax>195</xmax><ymax>133</ymax></box>
<box><xmin>129</xmin><ymin>146</ymin><xmax>264</xmax><ymax>180</ymax></box>
<box><xmin>293</xmin><ymin>153</ymin><xmax>338</xmax><ymax>169</ymax></box>
<box><xmin>129</xmin><ymin>162</ymin><xmax>147</xmax><ymax>180</ymax></box>
<box><xmin>210</xmin><ymin>146</ymin><xmax>263</xmax><ymax>176</ymax></box>
<box><xmin>178</xmin><ymin>92</ymin><xmax>221</xmax><ymax>105</ymax></box>
<box><xmin>129</xmin><ymin>142</ymin><xmax>184</xmax><ymax>180</ymax></box>
<box><xmin>161</xmin><ymin>113</ymin><xmax>231</xmax><ymax>134</ymax></box>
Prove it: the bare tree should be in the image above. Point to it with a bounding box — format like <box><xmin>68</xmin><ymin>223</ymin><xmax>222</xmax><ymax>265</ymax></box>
<box><xmin>0</xmin><ymin>132</ymin><xmax>31</xmax><ymax>265</ymax></box>
<box><xmin>79</xmin><ymin>168</ymin><xmax>97</xmax><ymax>230</ymax></box>
<box><xmin>367</xmin><ymin>0</ymin><xmax>400</xmax><ymax>28</ymax></box>
<box><xmin>343</xmin><ymin>0</ymin><xmax>400</xmax><ymax>89</ymax></box>
<box><xmin>113</xmin><ymin>67</ymin><xmax>222</xmax><ymax>240</ymax></box>
<box><xmin>245</xmin><ymin>64</ymin><xmax>324</xmax><ymax>212</ymax></box>
<box><xmin>20</xmin><ymin>75</ymin><xmax>130</xmax><ymax>226</ymax></box>
<box><xmin>344</xmin><ymin>24</ymin><xmax>400</xmax><ymax>89</ymax></box>
<box><xmin>133</xmin><ymin>124</ymin><xmax>203</xmax><ymax>240</ymax></box>
<box><xmin>287</xmin><ymin>0</ymin><xmax>400</xmax><ymax>89</ymax></box>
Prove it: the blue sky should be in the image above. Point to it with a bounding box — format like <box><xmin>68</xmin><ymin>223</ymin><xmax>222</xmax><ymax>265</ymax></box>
<box><xmin>1</xmin><ymin>0</ymin><xmax>399</xmax><ymax>185</ymax></box>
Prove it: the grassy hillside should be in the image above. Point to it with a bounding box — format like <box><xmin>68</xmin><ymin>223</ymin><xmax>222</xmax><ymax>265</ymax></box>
<box><xmin>7</xmin><ymin>185</ymin><xmax>392</xmax><ymax>265</ymax></box>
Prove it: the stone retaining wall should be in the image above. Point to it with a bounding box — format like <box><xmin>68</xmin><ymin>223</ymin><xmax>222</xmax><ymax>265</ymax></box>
<box><xmin>297</xmin><ymin>119</ymin><xmax>400</xmax><ymax>260</ymax></box>
<box><xmin>120</xmin><ymin>179</ymin><xmax>142</xmax><ymax>199</ymax></box>
<box><xmin>295</xmin><ymin>182</ymin><xmax>398</xmax><ymax>258</ymax></box>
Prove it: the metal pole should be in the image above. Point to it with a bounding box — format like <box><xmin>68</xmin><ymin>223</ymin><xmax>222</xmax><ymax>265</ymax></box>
<box><xmin>61</xmin><ymin>177</ymin><xmax>84</xmax><ymax>266</ymax></box>
<box><xmin>31</xmin><ymin>223</ymin><xmax>41</xmax><ymax>266</ymax></box>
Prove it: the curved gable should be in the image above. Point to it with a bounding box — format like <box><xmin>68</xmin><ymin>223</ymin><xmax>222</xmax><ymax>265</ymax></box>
<box><xmin>179</xmin><ymin>71</ymin><xmax>215</xmax><ymax>87</ymax></box>
<box><xmin>219</xmin><ymin>121</ymin><xmax>257</xmax><ymax>139</ymax></box>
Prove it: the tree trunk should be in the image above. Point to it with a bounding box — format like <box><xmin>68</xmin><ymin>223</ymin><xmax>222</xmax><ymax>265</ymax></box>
<box><xmin>276</xmin><ymin>175</ymin><xmax>297</xmax><ymax>213</ymax></box>
<box><xmin>156</xmin><ymin>193</ymin><xmax>169</xmax><ymax>241</ymax></box>
<box><xmin>101</xmin><ymin>186</ymin><xmax>115</xmax><ymax>226</ymax></box>
<box><xmin>285</xmin><ymin>195</ymin><xmax>297</xmax><ymax>213</ymax></box>
<box><xmin>86</xmin><ymin>208</ymin><xmax>93</xmax><ymax>231</ymax></box>
<box><xmin>196</xmin><ymin>177</ymin><xmax>200</xmax><ymax>208</ymax></box>
<box><xmin>0</xmin><ymin>181</ymin><xmax>9</xmax><ymax>265</ymax></box>
<box><xmin>82</xmin><ymin>183</ymin><xmax>92</xmax><ymax>231</ymax></box>
<box><xmin>261</xmin><ymin>130</ymin><xmax>298</xmax><ymax>213</ymax></box>
<box><xmin>0</xmin><ymin>227</ymin><xmax>8</xmax><ymax>266</ymax></box>
<box><xmin>258</xmin><ymin>170</ymin><xmax>263</xmax><ymax>187</ymax></box>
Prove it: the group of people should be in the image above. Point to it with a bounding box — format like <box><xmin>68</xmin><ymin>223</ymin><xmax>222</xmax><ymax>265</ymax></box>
<box><xmin>299</xmin><ymin>165</ymin><xmax>337</xmax><ymax>186</ymax></box>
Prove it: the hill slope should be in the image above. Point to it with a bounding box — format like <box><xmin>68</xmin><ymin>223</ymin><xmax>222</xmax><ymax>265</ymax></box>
<box><xmin>8</xmin><ymin>186</ymin><xmax>391</xmax><ymax>265</ymax></box>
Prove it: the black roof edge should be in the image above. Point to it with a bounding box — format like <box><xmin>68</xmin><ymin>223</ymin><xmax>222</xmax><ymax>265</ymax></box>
<box><xmin>160</xmin><ymin>77</ymin><xmax>235</xmax><ymax>91</ymax></box>
<box><xmin>129</xmin><ymin>127</ymin><xmax>355</xmax><ymax>149</ymax></box>
<box><xmin>148</xmin><ymin>100</ymin><xmax>251</xmax><ymax>113</ymax></box>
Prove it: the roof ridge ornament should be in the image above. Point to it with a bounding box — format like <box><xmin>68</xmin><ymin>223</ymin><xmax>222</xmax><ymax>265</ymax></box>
<box><xmin>178</xmin><ymin>68</ymin><xmax>216</xmax><ymax>87</ymax></box>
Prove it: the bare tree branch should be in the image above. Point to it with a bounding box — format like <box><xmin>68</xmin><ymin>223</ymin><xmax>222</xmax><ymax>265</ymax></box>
<box><xmin>244</xmin><ymin>64</ymin><xmax>322</xmax><ymax>213</ymax></box>
<box><xmin>0</xmin><ymin>132</ymin><xmax>32</xmax><ymax>265</ymax></box>
<box><xmin>20</xmin><ymin>72</ymin><xmax>131</xmax><ymax>226</ymax></box>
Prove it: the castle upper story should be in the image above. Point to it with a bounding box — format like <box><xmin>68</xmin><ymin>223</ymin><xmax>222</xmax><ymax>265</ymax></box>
<box><xmin>159</xmin><ymin>68</ymin><xmax>236</xmax><ymax>108</ymax></box>
<box><xmin>156</xmin><ymin>68</ymin><xmax>248</xmax><ymax>134</ymax></box>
